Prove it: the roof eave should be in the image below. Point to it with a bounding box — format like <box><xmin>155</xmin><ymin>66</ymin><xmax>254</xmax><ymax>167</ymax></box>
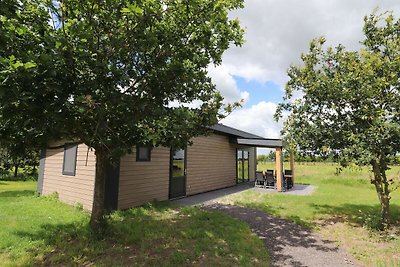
<box><xmin>235</xmin><ymin>138</ymin><xmax>284</xmax><ymax>148</ymax></box>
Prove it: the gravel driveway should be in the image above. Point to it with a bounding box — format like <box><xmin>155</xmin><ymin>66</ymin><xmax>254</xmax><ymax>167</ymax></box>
<box><xmin>205</xmin><ymin>204</ymin><xmax>363</xmax><ymax>267</ymax></box>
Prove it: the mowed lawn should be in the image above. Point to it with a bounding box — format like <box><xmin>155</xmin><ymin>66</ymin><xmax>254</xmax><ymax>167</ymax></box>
<box><xmin>0</xmin><ymin>181</ymin><xmax>269</xmax><ymax>266</ymax></box>
<box><xmin>220</xmin><ymin>162</ymin><xmax>400</xmax><ymax>266</ymax></box>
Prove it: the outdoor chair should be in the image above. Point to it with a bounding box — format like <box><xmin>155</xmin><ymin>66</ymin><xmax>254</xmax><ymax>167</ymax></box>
<box><xmin>284</xmin><ymin>169</ymin><xmax>293</xmax><ymax>190</ymax></box>
<box><xmin>265</xmin><ymin>169</ymin><xmax>276</xmax><ymax>189</ymax></box>
<box><xmin>255</xmin><ymin>171</ymin><xmax>265</xmax><ymax>188</ymax></box>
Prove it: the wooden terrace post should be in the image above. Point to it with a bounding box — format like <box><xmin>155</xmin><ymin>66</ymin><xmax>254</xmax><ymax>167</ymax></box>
<box><xmin>290</xmin><ymin>152</ymin><xmax>295</xmax><ymax>185</ymax></box>
<box><xmin>275</xmin><ymin>146</ymin><xmax>282</xmax><ymax>192</ymax></box>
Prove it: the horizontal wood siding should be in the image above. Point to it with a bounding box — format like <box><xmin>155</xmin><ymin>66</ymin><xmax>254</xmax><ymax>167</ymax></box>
<box><xmin>186</xmin><ymin>134</ymin><xmax>236</xmax><ymax>195</ymax></box>
<box><xmin>118</xmin><ymin>147</ymin><xmax>170</xmax><ymax>209</ymax></box>
<box><xmin>42</xmin><ymin>144</ymin><xmax>95</xmax><ymax>210</ymax></box>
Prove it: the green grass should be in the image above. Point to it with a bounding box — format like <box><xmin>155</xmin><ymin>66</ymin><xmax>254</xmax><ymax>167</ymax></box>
<box><xmin>0</xmin><ymin>181</ymin><xmax>270</xmax><ymax>266</ymax></box>
<box><xmin>219</xmin><ymin>162</ymin><xmax>400</xmax><ymax>266</ymax></box>
<box><xmin>0</xmin><ymin>167</ymin><xmax>38</xmax><ymax>181</ymax></box>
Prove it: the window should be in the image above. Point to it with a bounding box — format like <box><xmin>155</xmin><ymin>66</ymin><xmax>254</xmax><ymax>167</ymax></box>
<box><xmin>63</xmin><ymin>143</ymin><xmax>78</xmax><ymax>176</ymax></box>
<box><xmin>237</xmin><ymin>149</ymin><xmax>250</xmax><ymax>183</ymax></box>
<box><xmin>136</xmin><ymin>146</ymin><xmax>151</xmax><ymax>161</ymax></box>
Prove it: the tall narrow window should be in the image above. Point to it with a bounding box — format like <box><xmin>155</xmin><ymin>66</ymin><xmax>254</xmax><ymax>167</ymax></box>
<box><xmin>136</xmin><ymin>146</ymin><xmax>151</xmax><ymax>161</ymax></box>
<box><xmin>63</xmin><ymin>143</ymin><xmax>78</xmax><ymax>176</ymax></box>
<box><xmin>237</xmin><ymin>150</ymin><xmax>243</xmax><ymax>183</ymax></box>
<box><xmin>243</xmin><ymin>151</ymin><xmax>249</xmax><ymax>180</ymax></box>
<box><xmin>237</xmin><ymin>149</ymin><xmax>250</xmax><ymax>183</ymax></box>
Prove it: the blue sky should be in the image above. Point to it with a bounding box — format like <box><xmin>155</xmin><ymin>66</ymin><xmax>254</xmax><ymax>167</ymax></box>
<box><xmin>234</xmin><ymin>76</ymin><xmax>283</xmax><ymax>107</ymax></box>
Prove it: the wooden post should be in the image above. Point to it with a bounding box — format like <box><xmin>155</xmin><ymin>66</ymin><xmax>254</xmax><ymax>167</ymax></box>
<box><xmin>290</xmin><ymin>152</ymin><xmax>295</xmax><ymax>185</ymax></box>
<box><xmin>275</xmin><ymin>147</ymin><xmax>282</xmax><ymax>192</ymax></box>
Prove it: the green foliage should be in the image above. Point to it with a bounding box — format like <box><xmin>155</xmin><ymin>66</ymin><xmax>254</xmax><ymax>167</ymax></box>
<box><xmin>0</xmin><ymin>143</ymin><xmax>39</xmax><ymax>180</ymax></box>
<box><xmin>223</xmin><ymin>162</ymin><xmax>400</xmax><ymax>266</ymax></box>
<box><xmin>0</xmin><ymin>181</ymin><xmax>269</xmax><ymax>266</ymax></box>
<box><xmin>257</xmin><ymin>150</ymin><xmax>276</xmax><ymax>162</ymax></box>
<box><xmin>1</xmin><ymin>0</ymin><xmax>245</xmax><ymax>154</ymax></box>
<box><xmin>0</xmin><ymin>0</ymin><xmax>245</xmax><ymax>227</ymax></box>
<box><xmin>275</xmin><ymin>11</ymin><xmax>400</xmax><ymax>227</ymax></box>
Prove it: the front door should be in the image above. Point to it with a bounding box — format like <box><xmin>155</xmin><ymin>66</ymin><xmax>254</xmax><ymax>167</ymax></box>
<box><xmin>169</xmin><ymin>148</ymin><xmax>186</xmax><ymax>199</ymax></box>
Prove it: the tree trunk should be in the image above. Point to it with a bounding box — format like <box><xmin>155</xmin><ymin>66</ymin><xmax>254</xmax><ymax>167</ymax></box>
<box><xmin>90</xmin><ymin>147</ymin><xmax>108</xmax><ymax>231</ymax></box>
<box><xmin>14</xmin><ymin>164</ymin><xmax>18</xmax><ymax>178</ymax></box>
<box><xmin>372</xmin><ymin>160</ymin><xmax>391</xmax><ymax>229</ymax></box>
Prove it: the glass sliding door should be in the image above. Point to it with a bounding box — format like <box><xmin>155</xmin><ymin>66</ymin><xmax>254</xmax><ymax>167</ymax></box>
<box><xmin>237</xmin><ymin>149</ymin><xmax>249</xmax><ymax>183</ymax></box>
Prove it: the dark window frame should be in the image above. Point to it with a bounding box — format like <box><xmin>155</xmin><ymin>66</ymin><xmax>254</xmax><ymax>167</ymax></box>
<box><xmin>236</xmin><ymin>149</ymin><xmax>250</xmax><ymax>183</ymax></box>
<box><xmin>62</xmin><ymin>143</ymin><xmax>78</xmax><ymax>176</ymax></box>
<box><xmin>136</xmin><ymin>146</ymin><xmax>152</xmax><ymax>161</ymax></box>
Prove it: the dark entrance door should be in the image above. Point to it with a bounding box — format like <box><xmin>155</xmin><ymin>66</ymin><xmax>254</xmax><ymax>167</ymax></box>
<box><xmin>169</xmin><ymin>148</ymin><xmax>186</xmax><ymax>199</ymax></box>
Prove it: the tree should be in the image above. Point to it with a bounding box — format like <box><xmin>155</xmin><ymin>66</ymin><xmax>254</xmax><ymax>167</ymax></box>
<box><xmin>257</xmin><ymin>154</ymin><xmax>267</xmax><ymax>162</ymax></box>
<box><xmin>275</xmin><ymin>11</ymin><xmax>400</xmax><ymax>229</ymax></box>
<box><xmin>0</xmin><ymin>142</ymin><xmax>39</xmax><ymax>178</ymax></box>
<box><xmin>0</xmin><ymin>0</ymin><xmax>244</xmax><ymax>230</ymax></box>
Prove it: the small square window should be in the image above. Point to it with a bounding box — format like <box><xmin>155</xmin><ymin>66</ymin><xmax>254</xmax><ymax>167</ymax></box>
<box><xmin>136</xmin><ymin>146</ymin><xmax>151</xmax><ymax>161</ymax></box>
<box><xmin>63</xmin><ymin>143</ymin><xmax>78</xmax><ymax>176</ymax></box>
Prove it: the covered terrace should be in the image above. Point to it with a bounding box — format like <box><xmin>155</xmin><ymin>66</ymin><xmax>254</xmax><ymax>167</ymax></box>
<box><xmin>233</xmin><ymin>136</ymin><xmax>295</xmax><ymax>192</ymax></box>
<box><xmin>210</xmin><ymin>124</ymin><xmax>294</xmax><ymax>192</ymax></box>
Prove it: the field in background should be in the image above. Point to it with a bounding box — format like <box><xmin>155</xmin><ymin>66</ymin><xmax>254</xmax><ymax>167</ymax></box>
<box><xmin>220</xmin><ymin>162</ymin><xmax>400</xmax><ymax>266</ymax></box>
<box><xmin>0</xmin><ymin>181</ymin><xmax>269</xmax><ymax>266</ymax></box>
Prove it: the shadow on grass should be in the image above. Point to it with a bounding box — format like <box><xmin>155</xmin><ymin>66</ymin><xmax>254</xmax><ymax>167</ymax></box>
<box><xmin>310</xmin><ymin>203</ymin><xmax>400</xmax><ymax>230</ymax></box>
<box><xmin>13</xmin><ymin>203</ymin><xmax>174</xmax><ymax>266</ymax></box>
<box><xmin>206</xmin><ymin>204</ymin><xmax>351</xmax><ymax>266</ymax></box>
<box><xmin>14</xmin><ymin>202</ymin><xmax>269</xmax><ymax>266</ymax></box>
<box><xmin>0</xmin><ymin>190</ymin><xmax>35</xmax><ymax>198</ymax></box>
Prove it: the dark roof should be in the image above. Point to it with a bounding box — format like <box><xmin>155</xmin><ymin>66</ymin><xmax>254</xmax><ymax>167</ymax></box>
<box><xmin>209</xmin><ymin>123</ymin><xmax>283</xmax><ymax>148</ymax></box>
<box><xmin>209</xmin><ymin>123</ymin><xmax>264</xmax><ymax>139</ymax></box>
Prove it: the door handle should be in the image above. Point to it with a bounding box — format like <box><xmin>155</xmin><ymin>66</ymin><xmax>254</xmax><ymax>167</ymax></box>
<box><xmin>184</xmin><ymin>169</ymin><xmax>187</xmax><ymax>175</ymax></box>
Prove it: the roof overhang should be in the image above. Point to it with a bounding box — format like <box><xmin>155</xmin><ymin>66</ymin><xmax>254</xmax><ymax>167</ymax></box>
<box><xmin>234</xmin><ymin>138</ymin><xmax>283</xmax><ymax>148</ymax></box>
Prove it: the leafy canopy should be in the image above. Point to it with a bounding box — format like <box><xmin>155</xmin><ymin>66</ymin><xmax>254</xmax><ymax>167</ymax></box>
<box><xmin>276</xmin><ymin>11</ymin><xmax>400</xmax><ymax>168</ymax></box>
<box><xmin>275</xmin><ymin>11</ymin><xmax>400</xmax><ymax>227</ymax></box>
<box><xmin>0</xmin><ymin>0</ymin><xmax>244</xmax><ymax>155</ymax></box>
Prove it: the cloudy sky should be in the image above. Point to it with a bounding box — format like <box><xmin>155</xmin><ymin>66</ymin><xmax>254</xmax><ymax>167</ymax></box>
<box><xmin>208</xmin><ymin>0</ymin><xmax>400</xmax><ymax>153</ymax></box>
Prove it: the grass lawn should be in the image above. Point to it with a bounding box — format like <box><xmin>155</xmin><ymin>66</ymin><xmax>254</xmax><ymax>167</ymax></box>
<box><xmin>0</xmin><ymin>181</ymin><xmax>269</xmax><ymax>266</ymax></box>
<box><xmin>219</xmin><ymin>162</ymin><xmax>400</xmax><ymax>266</ymax></box>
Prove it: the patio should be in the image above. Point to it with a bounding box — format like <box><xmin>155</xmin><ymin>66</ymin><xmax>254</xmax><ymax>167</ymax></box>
<box><xmin>172</xmin><ymin>182</ymin><xmax>317</xmax><ymax>207</ymax></box>
<box><xmin>233</xmin><ymin>136</ymin><xmax>295</xmax><ymax>192</ymax></box>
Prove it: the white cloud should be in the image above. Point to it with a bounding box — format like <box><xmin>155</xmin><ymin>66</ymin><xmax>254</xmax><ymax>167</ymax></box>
<box><xmin>221</xmin><ymin>101</ymin><xmax>282</xmax><ymax>139</ymax></box>
<box><xmin>210</xmin><ymin>1</ymin><xmax>400</xmax><ymax>155</ymax></box>
<box><xmin>223</xmin><ymin>0</ymin><xmax>400</xmax><ymax>87</ymax></box>
<box><xmin>168</xmin><ymin>99</ymin><xmax>203</xmax><ymax>109</ymax></box>
<box><xmin>208</xmin><ymin>64</ymin><xmax>250</xmax><ymax>104</ymax></box>
<box><xmin>240</xmin><ymin>91</ymin><xmax>250</xmax><ymax>104</ymax></box>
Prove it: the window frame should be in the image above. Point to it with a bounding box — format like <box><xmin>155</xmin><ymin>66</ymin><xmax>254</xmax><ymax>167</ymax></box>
<box><xmin>136</xmin><ymin>146</ymin><xmax>152</xmax><ymax>162</ymax></box>
<box><xmin>236</xmin><ymin>149</ymin><xmax>250</xmax><ymax>183</ymax></box>
<box><xmin>62</xmin><ymin>143</ymin><xmax>78</xmax><ymax>176</ymax></box>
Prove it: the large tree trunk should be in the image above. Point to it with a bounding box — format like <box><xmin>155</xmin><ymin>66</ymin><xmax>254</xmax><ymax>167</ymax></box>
<box><xmin>90</xmin><ymin>147</ymin><xmax>108</xmax><ymax>230</ymax></box>
<box><xmin>372</xmin><ymin>160</ymin><xmax>391</xmax><ymax>229</ymax></box>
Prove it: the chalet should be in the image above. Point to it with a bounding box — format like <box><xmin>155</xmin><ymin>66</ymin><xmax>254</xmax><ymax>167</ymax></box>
<box><xmin>37</xmin><ymin>124</ymin><xmax>283</xmax><ymax>211</ymax></box>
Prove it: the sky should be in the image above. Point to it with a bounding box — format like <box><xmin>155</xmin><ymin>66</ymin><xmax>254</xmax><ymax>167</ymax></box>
<box><xmin>207</xmin><ymin>0</ymin><xmax>400</xmax><ymax>153</ymax></box>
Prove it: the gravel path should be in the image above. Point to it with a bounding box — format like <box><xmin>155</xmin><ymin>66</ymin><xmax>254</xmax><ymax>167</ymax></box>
<box><xmin>205</xmin><ymin>204</ymin><xmax>362</xmax><ymax>267</ymax></box>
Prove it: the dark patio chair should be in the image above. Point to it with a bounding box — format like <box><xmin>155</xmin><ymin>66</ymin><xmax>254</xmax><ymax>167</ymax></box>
<box><xmin>265</xmin><ymin>169</ymin><xmax>276</xmax><ymax>189</ymax></box>
<box><xmin>284</xmin><ymin>169</ymin><xmax>293</xmax><ymax>189</ymax></box>
<box><xmin>255</xmin><ymin>171</ymin><xmax>265</xmax><ymax>188</ymax></box>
